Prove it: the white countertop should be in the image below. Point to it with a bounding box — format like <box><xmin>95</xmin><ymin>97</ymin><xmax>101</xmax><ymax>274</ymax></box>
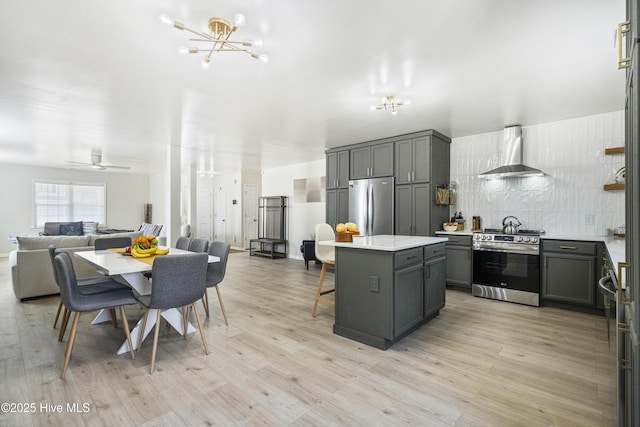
<box><xmin>319</xmin><ymin>235</ymin><xmax>448</xmax><ymax>252</ymax></box>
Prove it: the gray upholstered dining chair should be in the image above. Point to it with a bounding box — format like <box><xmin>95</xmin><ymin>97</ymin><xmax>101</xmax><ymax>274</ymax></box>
<box><xmin>94</xmin><ymin>236</ymin><xmax>132</xmax><ymax>250</ymax></box>
<box><xmin>48</xmin><ymin>245</ymin><xmax>130</xmax><ymax>339</ymax></box>
<box><xmin>202</xmin><ymin>241</ymin><xmax>231</xmax><ymax>325</ymax></box>
<box><xmin>53</xmin><ymin>252</ymin><xmax>137</xmax><ymax>379</ymax></box>
<box><xmin>135</xmin><ymin>253</ymin><xmax>209</xmax><ymax>374</ymax></box>
<box><xmin>175</xmin><ymin>236</ymin><xmax>192</xmax><ymax>250</ymax></box>
<box><xmin>188</xmin><ymin>238</ymin><xmax>209</xmax><ymax>253</ymax></box>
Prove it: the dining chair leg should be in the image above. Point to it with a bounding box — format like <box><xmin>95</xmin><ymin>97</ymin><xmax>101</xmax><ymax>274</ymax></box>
<box><xmin>202</xmin><ymin>291</ymin><xmax>210</xmax><ymax>318</ymax></box>
<box><xmin>58</xmin><ymin>308</ymin><xmax>71</xmax><ymax>341</ymax></box>
<box><xmin>137</xmin><ymin>309</ymin><xmax>150</xmax><ymax>353</ymax></box>
<box><xmin>109</xmin><ymin>308</ymin><xmax>118</xmax><ymax>328</ymax></box>
<box><xmin>53</xmin><ymin>299</ymin><xmax>63</xmax><ymax>328</ymax></box>
<box><xmin>215</xmin><ymin>286</ymin><xmax>228</xmax><ymax>326</ymax></box>
<box><xmin>191</xmin><ymin>303</ymin><xmax>209</xmax><ymax>355</ymax></box>
<box><xmin>182</xmin><ymin>307</ymin><xmax>188</xmax><ymax>340</ymax></box>
<box><xmin>60</xmin><ymin>312</ymin><xmax>81</xmax><ymax>379</ymax></box>
<box><xmin>119</xmin><ymin>306</ymin><xmax>135</xmax><ymax>360</ymax></box>
<box><xmin>150</xmin><ymin>310</ymin><xmax>162</xmax><ymax>374</ymax></box>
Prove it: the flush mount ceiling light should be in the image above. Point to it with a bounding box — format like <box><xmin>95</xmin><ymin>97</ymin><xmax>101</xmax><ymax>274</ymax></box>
<box><xmin>370</xmin><ymin>95</ymin><xmax>410</xmax><ymax>115</ymax></box>
<box><xmin>159</xmin><ymin>12</ymin><xmax>268</xmax><ymax>68</ymax></box>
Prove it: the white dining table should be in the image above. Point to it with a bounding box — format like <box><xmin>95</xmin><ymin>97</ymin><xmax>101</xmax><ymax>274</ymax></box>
<box><xmin>75</xmin><ymin>248</ymin><xmax>219</xmax><ymax>355</ymax></box>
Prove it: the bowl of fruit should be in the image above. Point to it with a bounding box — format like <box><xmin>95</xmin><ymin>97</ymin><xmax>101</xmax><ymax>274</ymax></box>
<box><xmin>443</xmin><ymin>222</ymin><xmax>459</xmax><ymax>232</ymax></box>
<box><xmin>335</xmin><ymin>222</ymin><xmax>360</xmax><ymax>242</ymax></box>
<box><xmin>125</xmin><ymin>234</ymin><xmax>170</xmax><ymax>258</ymax></box>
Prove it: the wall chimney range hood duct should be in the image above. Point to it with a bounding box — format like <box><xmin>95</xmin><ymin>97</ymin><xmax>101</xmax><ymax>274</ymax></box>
<box><xmin>478</xmin><ymin>125</ymin><xmax>544</xmax><ymax>179</ymax></box>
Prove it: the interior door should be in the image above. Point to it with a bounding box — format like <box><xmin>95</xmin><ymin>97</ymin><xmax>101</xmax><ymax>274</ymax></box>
<box><xmin>243</xmin><ymin>184</ymin><xmax>258</xmax><ymax>249</ymax></box>
<box><xmin>214</xmin><ymin>186</ymin><xmax>226</xmax><ymax>243</ymax></box>
<box><xmin>196</xmin><ymin>187</ymin><xmax>212</xmax><ymax>240</ymax></box>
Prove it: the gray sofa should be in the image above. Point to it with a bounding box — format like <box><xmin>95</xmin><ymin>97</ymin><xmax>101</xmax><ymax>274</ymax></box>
<box><xmin>9</xmin><ymin>231</ymin><xmax>142</xmax><ymax>301</ymax></box>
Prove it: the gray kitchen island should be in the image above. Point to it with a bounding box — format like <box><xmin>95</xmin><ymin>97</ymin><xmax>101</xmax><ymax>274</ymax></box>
<box><xmin>319</xmin><ymin>235</ymin><xmax>448</xmax><ymax>349</ymax></box>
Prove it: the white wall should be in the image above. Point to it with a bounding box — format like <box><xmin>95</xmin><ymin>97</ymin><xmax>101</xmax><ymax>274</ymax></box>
<box><xmin>0</xmin><ymin>163</ymin><xmax>150</xmax><ymax>255</ymax></box>
<box><xmin>451</xmin><ymin>111</ymin><xmax>625</xmax><ymax>235</ymax></box>
<box><xmin>262</xmin><ymin>159</ymin><xmax>326</xmax><ymax>260</ymax></box>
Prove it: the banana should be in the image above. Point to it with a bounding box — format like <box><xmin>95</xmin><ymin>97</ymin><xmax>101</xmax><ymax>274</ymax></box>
<box><xmin>134</xmin><ymin>245</ymin><xmax>156</xmax><ymax>255</ymax></box>
<box><xmin>155</xmin><ymin>247</ymin><xmax>170</xmax><ymax>255</ymax></box>
<box><xmin>131</xmin><ymin>247</ymin><xmax>151</xmax><ymax>258</ymax></box>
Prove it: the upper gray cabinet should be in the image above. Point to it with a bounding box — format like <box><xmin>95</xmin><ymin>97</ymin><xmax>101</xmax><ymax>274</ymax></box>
<box><xmin>327</xmin><ymin>150</ymin><xmax>349</xmax><ymax>189</ymax></box>
<box><xmin>395</xmin><ymin>136</ymin><xmax>431</xmax><ymax>184</ymax></box>
<box><xmin>350</xmin><ymin>142</ymin><xmax>394</xmax><ymax>179</ymax></box>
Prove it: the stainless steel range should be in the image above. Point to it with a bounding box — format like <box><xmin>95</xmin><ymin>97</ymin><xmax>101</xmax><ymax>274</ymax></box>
<box><xmin>472</xmin><ymin>228</ymin><xmax>543</xmax><ymax>307</ymax></box>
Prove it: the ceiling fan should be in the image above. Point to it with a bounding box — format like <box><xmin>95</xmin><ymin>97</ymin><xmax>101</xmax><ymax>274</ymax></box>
<box><xmin>66</xmin><ymin>152</ymin><xmax>130</xmax><ymax>170</ymax></box>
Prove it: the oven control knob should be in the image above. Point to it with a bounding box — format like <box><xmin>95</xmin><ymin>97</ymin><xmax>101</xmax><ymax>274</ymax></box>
<box><xmin>487</xmin><ymin>235</ymin><xmax>492</xmax><ymax>240</ymax></box>
<box><xmin>516</xmin><ymin>236</ymin><xmax>523</xmax><ymax>242</ymax></box>
<box><xmin>481</xmin><ymin>235</ymin><xmax>486</xmax><ymax>240</ymax></box>
<box><xmin>524</xmin><ymin>236</ymin><xmax>530</xmax><ymax>242</ymax></box>
<box><xmin>531</xmin><ymin>237</ymin><xmax>538</xmax><ymax>243</ymax></box>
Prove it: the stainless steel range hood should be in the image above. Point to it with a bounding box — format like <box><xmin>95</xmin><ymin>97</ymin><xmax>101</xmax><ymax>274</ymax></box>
<box><xmin>478</xmin><ymin>126</ymin><xmax>545</xmax><ymax>179</ymax></box>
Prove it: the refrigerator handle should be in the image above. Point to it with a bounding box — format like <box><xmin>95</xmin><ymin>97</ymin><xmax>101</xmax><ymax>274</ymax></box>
<box><xmin>363</xmin><ymin>184</ymin><xmax>368</xmax><ymax>235</ymax></box>
<box><xmin>368</xmin><ymin>184</ymin><xmax>374</xmax><ymax>236</ymax></box>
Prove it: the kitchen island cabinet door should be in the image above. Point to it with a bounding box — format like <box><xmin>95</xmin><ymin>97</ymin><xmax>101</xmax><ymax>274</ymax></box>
<box><xmin>424</xmin><ymin>255</ymin><xmax>446</xmax><ymax>319</ymax></box>
<box><xmin>393</xmin><ymin>263</ymin><xmax>424</xmax><ymax>337</ymax></box>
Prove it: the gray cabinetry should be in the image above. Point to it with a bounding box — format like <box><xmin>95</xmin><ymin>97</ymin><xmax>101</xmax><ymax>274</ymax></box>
<box><xmin>395</xmin><ymin>136</ymin><xmax>430</xmax><ymax>184</ymax></box>
<box><xmin>350</xmin><ymin>142</ymin><xmax>394</xmax><ymax>179</ymax></box>
<box><xmin>333</xmin><ymin>242</ymin><xmax>445</xmax><ymax>349</ymax></box>
<box><xmin>424</xmin><ymin>243</ymin><xmax>446</xmax><ymax>319</ymax></box>
<box><xmin>395</xmin><ymin>183</ymin><xmax>430</xmax><ymax>236</ymax></box>
<box><xmin>541</xmin><ymin>240</ymin><xmax>597</xmax><ymax>306</ymax></box>
<box><xmin>326</xmin><ymin>188</ymin><xmax>349</xmax><ymax>229</ymax></box>
<box><xmin>393</xmin><ymin>253</ymin><xmax>424</xmax><ymax>337</ymax></box>
<box><xmin>444</xmin><ymin>235</ymin><xmax>472</xmax><ymax>289</ymax></box>
<box><xmin>327</xmin><ymin>149</ymin><xmax>349</xmax><ymax>189</ymax></box>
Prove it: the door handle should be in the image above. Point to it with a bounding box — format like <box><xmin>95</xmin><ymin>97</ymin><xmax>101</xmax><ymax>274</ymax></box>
<box><xmin>559</xmin><ymin>245</ymin><xmax>577</xmax><ymax>250</ymax></box>
<box><xmin>617</xmin><ymin>20</ymin><xmax>631</xmax><ymax>69</ymax></box>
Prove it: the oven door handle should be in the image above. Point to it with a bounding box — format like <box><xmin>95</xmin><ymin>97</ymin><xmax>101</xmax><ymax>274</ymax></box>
<box><xmin>473</xmin><ymin>246</ymin><xmax>539</xmax><ymax>255</ymax></box>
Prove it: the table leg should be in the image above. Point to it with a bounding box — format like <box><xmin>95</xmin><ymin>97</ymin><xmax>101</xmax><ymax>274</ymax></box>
<box><xmin>116</xmin><ymin>308</ymin><xmax>196</xmax><ymax>355</ymax></box>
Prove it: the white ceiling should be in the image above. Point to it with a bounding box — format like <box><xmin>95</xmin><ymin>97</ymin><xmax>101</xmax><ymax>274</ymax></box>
<box><xmin>0</xmin><ymin>0</ymin><xmax>627</xmax><ymax>175</ymax></box>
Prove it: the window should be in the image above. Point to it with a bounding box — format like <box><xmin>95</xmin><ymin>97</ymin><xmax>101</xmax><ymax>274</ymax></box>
<box><xmin>33</xmin><ymin>180</ymin><xmax>106</xmax><ymax>227</ymax></box>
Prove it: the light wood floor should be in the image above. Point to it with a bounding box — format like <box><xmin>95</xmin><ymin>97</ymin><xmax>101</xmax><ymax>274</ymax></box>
<box><xmin>0</xmin><ymin>254</ymin><xmax>616</xmax><ymax>426</ymax></box>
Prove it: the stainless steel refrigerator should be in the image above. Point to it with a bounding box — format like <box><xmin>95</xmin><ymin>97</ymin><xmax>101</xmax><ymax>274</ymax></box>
<box><xmin>348</xmin><ymin>177</ymin><xmax>394</xmax><ymax>236</ymax></box>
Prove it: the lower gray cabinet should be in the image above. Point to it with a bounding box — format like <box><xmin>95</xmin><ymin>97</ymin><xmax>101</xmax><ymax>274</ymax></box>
<box><xmin>444</xmin><ymin>235</ymin><xmax>472</xmax><ymax>289</ymax></box>
<box><xmin>541</xmin><ymin>240</ymin><xmax>597</xmax><ymax>307</ymax></box>
<box><xmin>334</xmin><ymin>243</ymin><xmax>446</xmax><ymax>349</ymax></box>
<box><xmin>394</xmin><ymin>262</ymin><xmax>424</xmax><ymax>337</ymax></box>
<box><xmin>424</xmin><ymin>244</ymin><xmax>446</xmax><ymax>319</ymax></box>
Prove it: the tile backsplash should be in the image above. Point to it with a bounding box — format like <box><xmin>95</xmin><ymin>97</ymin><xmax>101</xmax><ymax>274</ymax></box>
<box><xmin>450</xmin><ymin>111</ymin><xmax>625</xmax><ymax>235</ymax></box>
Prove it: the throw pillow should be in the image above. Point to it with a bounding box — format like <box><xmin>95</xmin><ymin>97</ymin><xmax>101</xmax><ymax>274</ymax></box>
<box><xmin>59</xmin><ymin>221</ymin><xmax>83</xmax><ymax>236</ymax></box>
<box><xmin>82</xmin><ymin>221</ymin><xmax>98</xmax><ymax>235</ymax></box>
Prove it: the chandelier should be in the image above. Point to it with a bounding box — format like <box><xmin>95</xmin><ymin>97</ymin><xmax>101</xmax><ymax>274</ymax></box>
<box><xmin>371</xmin><ymin>95</ymin><xmax>409</xmax><ymax>115</ymax></box>
<box><xmin>159</xmin><ymin>13</ymin><xmax>268</xmax><ymax>68</ymax></box>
